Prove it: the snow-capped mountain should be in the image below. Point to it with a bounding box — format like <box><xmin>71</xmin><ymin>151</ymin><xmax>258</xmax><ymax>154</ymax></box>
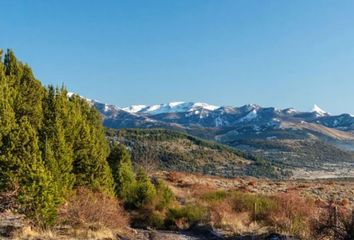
<box><xmin>123</xmin><ymin>102</ymin><xmax>220</xmax><ymax>115</ymax></box>
<box><xmin>68</xmin><ymin>92</ymin><xmax>354</xmax><ymax>146</ymax></box>
<box><xmin>312</xmin><ymin>104</ymin><xmax>329</xmax><ymax>117</ymax></box>
<box><xmin>69</xmin><ymin>93</ymin><xmax>354</xmax><ymax>171</ymax></box>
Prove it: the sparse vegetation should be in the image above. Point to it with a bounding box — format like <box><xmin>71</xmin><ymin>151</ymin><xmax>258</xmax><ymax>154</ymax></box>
<box><xmin>0</xmin><ymin>50</ymin><xmax>353</xmax><ymax>240</ymax></box>
<box><xmin>58</xmin><ymin>187</ymin><xmax>128</xmax><ymax>229</ymax></box>
<box><xmin>106</xmin><ymin>128</ymin><xmax>287</xmax><ymax>179</ymax></box>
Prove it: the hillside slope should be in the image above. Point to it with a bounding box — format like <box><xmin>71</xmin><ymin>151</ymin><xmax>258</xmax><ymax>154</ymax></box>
<box><xmin>106</xmin><ymin>128</ymin><xmax>289</xmax><ymax>179</ymax></box>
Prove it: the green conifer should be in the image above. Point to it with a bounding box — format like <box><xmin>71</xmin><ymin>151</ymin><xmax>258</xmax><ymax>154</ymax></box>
<box><xmin>108</xmin><ymin>144</ymin><xmax>136</xmax><ymax>199</ymax></box>
<box><xmin>12</xmin><ymin>117</ymin><xmax>59</xmax><ymax>226</ymax></box>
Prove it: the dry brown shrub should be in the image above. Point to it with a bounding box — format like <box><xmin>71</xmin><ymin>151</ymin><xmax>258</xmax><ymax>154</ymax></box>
<box><xmin>340</xmin><ymin>198</ymin><xmax>350</xmax><ymax>208</ymax></box>
<box><xmin>190</xmin><ymin>184</ymin><xmax>215</xmax><ymax>198</ymax></box>
<box><xmin>248</xmin><ymin>180</ymin><xmax>257</xmax><ymax>187</ymax></box>
<box><xmin>235</xmin><ymin>185</ymin><xmax>251</xmax><ymax>193</ymax></box>
<box><xmin>269</xmin><ymin>192</ymin><xmax>317</xmax><ymax>238</ymax></box>
<box><xmin>315</xmin><ymin>198</ymin><xmax>328</xmax><ymax>208</ymax></box>
<box><xmin>58</xmin><ymin>187</ymin><xmax>128</xmax><ymax>229</ymax></box>
<box><xmin>166</xmin><ymin>171</ymin><xmax>183</xmax><ymax>183</ymax></box>
<box><xmin>209</xmin><ymin>199</ymin><xmax>251</xmax><ymax>233</ymax></box>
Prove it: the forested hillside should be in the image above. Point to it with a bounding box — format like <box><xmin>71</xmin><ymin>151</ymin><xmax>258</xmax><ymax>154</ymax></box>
<box><xmin>106</xmin><ymin>128</ymin><xmax>290</xmax><ymax>179</ymax></box>
<box><xmin>0</xmin><ymin>49</ymin><xmax>114</xmax><ymax>225</ymax></box>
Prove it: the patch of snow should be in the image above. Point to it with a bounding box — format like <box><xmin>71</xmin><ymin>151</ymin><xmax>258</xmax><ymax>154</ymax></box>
<box><xmin>239</xmin><ymin>109</ymin><xmax>258</xmax><ymax>122</ymax></box>
<box><xmin>122</xmin><ymin>105</ymin><xmax>147</xmax><ymax>113</ymax></box>
<box><xmin>123</xmin><ymin>102</ymin><xmax>220</xmax><ymax>115</ymax></box>
<box><xmin>312</xmin><ymin>104</ymin><xmax>328</xmax><ymax>116</ymax></box>
<box><xmin>284</xmin><ymin>108</ymin><xmax>298</xmax><ymax>114</ymax></box>
<box><xmin>104</xmin><ymin>105</ymin><xmax>110</xmax><ymax>112</ymax></box>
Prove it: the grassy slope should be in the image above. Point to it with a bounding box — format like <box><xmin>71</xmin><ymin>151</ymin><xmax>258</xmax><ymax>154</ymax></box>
<box><xmin>106</xmin><ymin>128</ymin><xmax>289</xmax><ymax>179</ymax></box>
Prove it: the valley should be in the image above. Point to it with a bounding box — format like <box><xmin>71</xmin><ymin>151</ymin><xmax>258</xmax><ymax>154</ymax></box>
<box><xmin>94</xmin><ymin>99</ymin><xmax>354</xmax><ymax>179</ymax></box>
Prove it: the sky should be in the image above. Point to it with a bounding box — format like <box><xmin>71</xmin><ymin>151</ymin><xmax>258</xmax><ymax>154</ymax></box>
<box><xmin>1</xmin><ymin>1</ymin><xmax>354</xmax><ymax>114</ymax></box>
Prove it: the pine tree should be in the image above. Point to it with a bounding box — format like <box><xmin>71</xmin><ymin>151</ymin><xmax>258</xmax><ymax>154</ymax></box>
<box><xmin>4</xmin><ymin>49</ymin><xmax>20</xmax><ymax>77</ymax></box>
<box><xmin>11</xmin><ymin>117</ymin><xmax>59</xmax><ymax>226</ymax></box>
<box><xmin>70</xmin><ymin>96</ymin><xmax>114</xmax><ymax>194</ymax></box>
<box><xmin>0</xmin><ymin>51</ymin><xmax>17</xmax><ymax>189</ymax></box>
<box><xmin>14</xmin><ymin>65</ymin><xmax>45</xmax><ymax>129</ymax></box>
<box><xmin>108</xmin><ymin>144</ymin><xmax>136</xmax><ymax>199</ymax></box>
<box><xmin>132</xmin><ymin>167</ymin><xmax>156</xmax><ymax>208</ymax></box>
<box><xmin>0</xmin><ymin>50</ymin><xmax>117</xmax><ymax>226</ymax></box>
<box><xmin>3</xmin><ymin>49</ymin><xmax>22</xmax><ymax>107</ymax></box>
<box><xmin>41</xmin><ymin>86</ymin><xmax>75</xmax><ymax>199</ymax></box>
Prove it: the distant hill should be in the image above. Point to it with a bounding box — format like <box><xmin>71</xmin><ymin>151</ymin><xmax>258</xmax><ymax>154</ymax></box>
<box><xmin>78</xmin><ymin>96</ymin><xmax>354</xmax><ymax>177</ymax></box>
<box><xmin>106</xmin><ymin>128</ymin><xmax>290</xmax><ymax>179</ymax></box>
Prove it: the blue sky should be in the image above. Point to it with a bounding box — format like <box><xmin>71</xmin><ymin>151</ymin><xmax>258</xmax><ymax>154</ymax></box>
<box><xmin>1</xmin><ymin>1</ymin><xmax>354</xmax><ymax>114</ymax></box>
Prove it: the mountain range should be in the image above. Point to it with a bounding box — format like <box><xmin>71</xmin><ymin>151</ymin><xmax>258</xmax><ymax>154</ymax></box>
<box><xmin>74</xmin><ymin>93</ymin><xmax>354</xmax><ymax>178</ymax></box>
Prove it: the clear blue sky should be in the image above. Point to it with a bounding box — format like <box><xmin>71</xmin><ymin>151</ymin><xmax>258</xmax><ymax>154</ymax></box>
<box><xmin>1</xmin><ymin>1</ymin><xmax>354</xmax><ymax>114</ymax></box>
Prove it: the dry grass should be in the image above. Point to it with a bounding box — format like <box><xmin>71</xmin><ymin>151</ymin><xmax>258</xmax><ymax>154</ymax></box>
<box><xmin>58</xmin><ymin>187</ymin><xmax>128</xmax><ymax>230</ymax></box>
<box><xmin>268</xmin><ymin>193</ymin><xmax>317</xmax><ymax>239</ymax></box>
<box><xmin>14</xmin><ymin>226</ymin><xmax>118</xmax><ymax>240</ymax></box>
<box><xmin>195</xmin><ymin>189</ymin><xmax>319</xmax><ymax>238</ymax></box>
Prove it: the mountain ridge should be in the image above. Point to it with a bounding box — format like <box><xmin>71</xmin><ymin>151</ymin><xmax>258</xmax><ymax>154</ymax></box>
<box><xmin>68</xmin><ymin>92</ymin><xmax>354</xmax><ymax>178</ymax></box>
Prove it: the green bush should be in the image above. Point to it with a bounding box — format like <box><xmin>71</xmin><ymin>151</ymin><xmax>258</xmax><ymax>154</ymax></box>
<box><xmin>154</xmin><ymin>179</ymin><xmax>175</xmax><ymax>211</ymax></box>
<box><xmin>201</xmin><ymin>190</ymin><xmax>230</xmax><ymax>203</ymax></box>
<box><xmin>166</xmin><ymin>204</ymin><xmax>208</xmax><ymax>228</ymax></box>
<box><xmin>127</xmin><ymin>167</ymin><xmax>156</xmax><ymax>209</ymax></box>
<box><xmin>146</xmin><ymin>211</ymin><xmax>165</xmax><ymax>229</ymax></box>
<box><xmin>231</xmin><ymin>192</ymin><xmax>277</xmax><ymax>221</ymax></box>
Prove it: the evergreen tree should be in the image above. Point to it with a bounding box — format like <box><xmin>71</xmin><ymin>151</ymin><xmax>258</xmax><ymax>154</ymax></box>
<box><xmin>131</xmin><ymin>167</ymin><xmax>156</xmax><ymax>208</ymax></box>
<box><xmin>14</xmin><ymin>65</ymin><xmax>45</xmax><ymax>129</ymax></box>
<box><xmin>0</xmin><ymin>52</ymin><xmax>17</xmax><ymax>189</ymax></box>
<box><xmin>41</xmin><ymin>86</ymin><xmax>75</xmax><ymax>199</ymax></box>
<box><xmin>70</xmin><ymin>96</ymin><xmax>114</xmax><ymax>194</ymax></box>
<box><xmin>4</xmin><ymin>49</ymin><xmax>20</xmax><ymax>77</ymax></box>
<box><xmin>108</xmin><ymin>144</ymin><xmax>136</xmax><ymax>199</ymax></box>
<box><xmin>3</xmin><ymin>49</ymin><xmax>22</xmax><ymax>106</ymax></box>
<box><xmin>11</xmin><ymin>117</ymin><xmax>59</xmax><ymax>226</ymax></box>
<box><xmin>0</xmin><ymin>49</ymin><xmax>116</xmax><ymax>225</ymax></box>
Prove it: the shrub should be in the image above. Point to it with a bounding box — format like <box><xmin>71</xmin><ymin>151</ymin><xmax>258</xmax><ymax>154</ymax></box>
<box><xmin>58</xmin><ymin>187</ymin><xmax>128</xmax><ymax>229</ymax></box>
<box><xmin>314</xmin><ymin>204</ymin><xmax>354</xmax><ymax>240</ymax></box>
<box><xmin>166</xmin><ymin>204</ymin><xmax>208</xmax><ymax>229</ymax></box>
<box><xmin>154</xmin><ymin>179</ymin><xmax>175</xmax><ymax>211</ymax></box>
<box><xmin>201</xmin><ymin>190</ymin><xmax>230</xmax><ymax>203</ymax></box>
<box><xmin>231</xmin><ymin>192</ymin><xmax>277</xmax><ymax>222</ymax></box>
<box><xmin>269</xmin><ymin>193</ymin><xmax>316</xmax><ymax>238</ymax></box>
<box><xmin>126</xmin><ymin>167</ymin><xmax>157</xmax><ymax>209</ymax></box>
<box><xmin>147</xmin><ymin>211</ymin><xmax>166</xmax><ymax>229</ymax></box>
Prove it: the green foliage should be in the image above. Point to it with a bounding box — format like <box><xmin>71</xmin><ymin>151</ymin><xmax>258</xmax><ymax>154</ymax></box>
<box><xmin>129</xmin><ymin>167</ymin><xmax>157</xmax><ymax>209</ymax></box>
<box><xmin>166</xmin><ymin>204</ymin><xmax>208</xmax><ymax>227</ymax></box>
<box><xmin>146</xmin><ymin>211</ymin><xmax>165</xmax><ymax>229</ymax></box>
<box><xmin>108</xmin><ymin>144</ymin><xmax>136</xmax><ymax>201</ymax></box>
<box><xmin>154</xmin><ymin>179</ymin><xmax>175</xmax><ymax>211</ymax></box>
<box><xmin>0</xmin><ymin>49</ymin><xmax>114</xmax><ymax>226</ymax></box>
<box><xmin>14</xmin><ymin>118</ymin><xmax>59</xmax><ymax>226</ymax></box>
<box><xmin>70</xmin><ymin>96</ymin><xmax>114</xmax><ymax>194</ymax></box>
<box><xmin>231</xmin><ymin>191</ymin><xmax>277</xmax><ymax>221</ymax></box>
<box><xmin>106</xmin><ymin>128</ymin><xmax>285</xmax><ymax>179</ymax></box>
<box><xmin>201</xmin><ymin>190</ymin><xmax>231</xmax><ymax>203</ymax></box>
<box><xmin>108</xmin><ymin>143</ymin><xmax>174</xmax><ymax>211</ymax></box>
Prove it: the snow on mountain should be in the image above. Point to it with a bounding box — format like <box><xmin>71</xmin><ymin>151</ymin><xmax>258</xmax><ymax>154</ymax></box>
<box><xmin>239</xmin><ymin>109</ymin><xmax>258</xmax><ymax>122</ymax></box>
<box><xmin>312</xmin><ymin>104</ymin><xmax>328</xmax><ymax>116</ymax></box>
<box><xmin>123</xmin><ymin>102</ymin><xmax>220</xmax><ymax>115</ymax></box>
<box><xmin>122</xmin><ymin>105</ymin><xmax>147</xmax><ymax>113</ymax></box>
<box><xmin>283</xmin><ymin>108</ymin><xmax>298</xmax><ymax>114</ymax></box>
